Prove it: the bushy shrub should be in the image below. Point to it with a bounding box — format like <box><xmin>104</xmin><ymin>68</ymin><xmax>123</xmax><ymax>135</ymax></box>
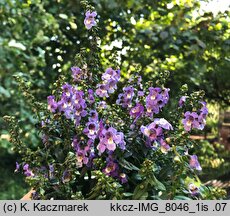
<box><xmin>5</xmin><ymin>1</ymin><xmax>226</xmax><ymax>200</ymax></box>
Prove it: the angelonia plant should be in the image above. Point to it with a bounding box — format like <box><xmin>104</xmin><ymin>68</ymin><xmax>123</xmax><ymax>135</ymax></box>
<box><xmin>5</xmin><ymin>1</ymin><xmax>226</xmax><ymax>200</ymax></box>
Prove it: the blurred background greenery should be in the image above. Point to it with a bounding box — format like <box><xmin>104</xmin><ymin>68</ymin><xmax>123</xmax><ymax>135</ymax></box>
<box><xmin>0</xmin><ymin>0</ymin><xmax>229</xmax><ymax>199</ymax></box>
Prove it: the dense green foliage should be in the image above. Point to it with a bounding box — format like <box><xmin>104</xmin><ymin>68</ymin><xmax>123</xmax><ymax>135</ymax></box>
<box><xmin>0</xmin><ymin>0</ymin><xmax>229</xmax><ymax>199</ymax></box>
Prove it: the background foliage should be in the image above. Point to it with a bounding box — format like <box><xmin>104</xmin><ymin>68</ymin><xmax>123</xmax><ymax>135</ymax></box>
<box><xmin>0</xmin><ymin>0</ymin><xmax>229</xmax><ymax>199</ymax></box>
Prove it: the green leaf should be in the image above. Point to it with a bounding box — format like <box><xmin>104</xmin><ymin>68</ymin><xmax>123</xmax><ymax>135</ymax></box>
<box><xmin>152</xmin><ymin>175</ymin><xmax>166</xmax><ymax>191</ymax></box>
<box><xmin>59</xmin><ymin>14</ymin><xmax>68</xmax><ymax>20</ymax></box>
<box><xmin>173</xmin><ymin>195</ymin><xmax>192</xmax><ymax>200</ymax></box>
<box><xmin>132</xmin><ymin>181</ymin><xmax>148</xmax><ymax>199</ymax></box>
<box><xmin>119</xmin><ymin>159</ymin><xmax>139</xmax><ymax>171</ymax></box>
<box><xmin>0</xmin><ymin>86</ymin><xmax>11</xmax><ymax>98</ymax></box>
<box><xmin>123</xmin><ymin>192</ymin><xmax>133</xmax><ymax>197</ymax></box>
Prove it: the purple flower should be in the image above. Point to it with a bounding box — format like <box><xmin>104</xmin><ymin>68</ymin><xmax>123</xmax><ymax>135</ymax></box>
<box><xmin>72</xmin><ymin>90</ymin><xmax>84</xmax><ymax>106</ymax></box>
<box><xmin>102</xmin><ymin>68</ymin><xmax>120</xmax><ymax>81</ymax></box>
<box><xmin>119</xmin><ymin>173</ymin><xmax>128</xmax><ymax>184</ymax></box>
<box><xmin>72</xmin><ymin>136</ymin><xmax>80</xmax><ymax>152</ymax></box>
<box><xmin>47</xmin><ymin>84</ymin><xmax>87</xmax><ymax>125</ymax></box>
<box><xmin>84</xmin><ymin>11</ymin><xmax>97</xmax><ymax>30</ymax></box>
<box><xmin>182</xmin><ymin>102</ymin><xmax>208</xmax><ymax>131</ymax></box>
<box><xmin>72</xmin><ymin>136</ymin><xmax>93</xmax><ymax>168</ymax></box>
<box><xmin>140</xmin><ymin>122</ymin><xmax>163</xmax><ymax>142</ymax></box>
<box><xmin>87</xmin><ymin>89</ymin><xmax>95</xmax><ymax>104</ymax></box>
<box><xmin>182</xmin><ymin>111</ymin><xmax>199</xmax><ymax>131</ymax></box>
<box><xmin>49</xmin><ymin>164</ymin><xmax>54</xmax><ymax>178</ymax></box>
<box><xmin>15</xmin><ymin>162</ymin><xmax>20</xmax><ymax>172</ymax></box>
<box><xmin>76</xmin><ymin>150</ymin><xmax>89</xmax><ymax>167</ymax></box>
<box><xmin>23</xmin><ymin>164</ymin><xmax>34</xmax><ymax>177</ymax></box>
<box><xmin>96</xmin><ymin>84</ymin><xmax>109</xmax><ymax>98</ymax></box>
<box><xmin>154</xmin><ymin>118</ymin><xmax>173</xmax><ymax>130</ymax></box>
<box><xmin>159</xmin><ymin>139</ymin><xmax>170</xmax><ymax>153</ymax></box>
<box><xmin>71</xmin><ymin>67</ymin><xmax>83</xmax><ymax>82</ymax></box>
<box><xmin>189</xmin><ymin>155</ymin><xmax>202</xmax><ymax>171</ymax></box>
<box><xmin>47</xmin><ymin>96</ymin><xmax>57</xmax><ymax>113</ymax></box>
<box><xmin>145</xmin><ymin>87</ymin><xmax>170</xmax><ymax>117</ymax></box>
<box><xmin>103</xmin><ymin>157</ymin><xmax>119</xmax><ymax>177</ymax></box>
<box><xmin>83</xmin><ymin>121</ymin><xmax>99</xmax><ymax>140</ymax></box>
<box><xmin>116</xmin><ymin>86</ymin><xmax>135</xmax><ymax>108</ymax></box>
<box><xmin>107</xmin><ymin>79</ymin><xmax>118</xmax><ymax>94</ymax></box>
<box><xmin>97</xmin><ymin>101</ymin><xmax>107</xmax><ymax>109</ymax></box>
<box><xmin>137</xmin><ymin>90</ymin><xmax>144</xmax><ymax>97</ymax></box>
<box><xmin>88</xmin><ymin>110</ymin><xmax>98</xmax><ymax>122</ymax></box>
<box><xmin>62</xmin><ymin>83</ymin><xmax>73</xmax><ymax>98</ymax></box>
<box><xmin>49</xmin><ymin>164</ymin><xmax>54</xmax><ymax>173</ymax></box>
<box><xmin>137</xmin><ymin>76</ymin><xmax>143</xmax><ymax>88</ymax></box>
<box><xmin>200</xmin><ymin>101</ymin><xmax>208</xmax><ymax>117</ymax></box>
<box><xmin>179</xmin><ymin>96</ymin><xmax>187</xmax><ymax>107</ymax></box>
<box><xmin>62</xmin><ymin>170</ymin><xmax>71</xmax><ymax>183</ymax></box>
<box><xmin>197</xmin><ymin>101</ymin><xmax>208</xmax><ymax>130</ymax></box>
<box><xmin>188</xmin><ymin>183</ymin><xmax>200</xmax><ymax>196</ymax></box>
<box><xmin>129</xmin><ymin>103</ymin><xmax>144</xmax><ymax>121</ymax></box>
<box><xmin>96</xmin><ymin>68</ymin><xmax>120</xmax><ymax>97</ymax></box>
<box><xmin>97</xmin><ymin>127</ymin><xmax>126</xmax><ymax>153</ymax></box>
<box><xmin>116</xmin><ymin>132</ymin><xmax>126</xmax><ymax>150</ymax></box>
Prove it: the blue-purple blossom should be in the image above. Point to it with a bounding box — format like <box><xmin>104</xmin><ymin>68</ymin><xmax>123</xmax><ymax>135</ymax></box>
<box><xmin>72</xmin><ymin>137</ymin><xmax>94</xmax><ymax>168</ymax></box>
<box><xmin>23</xmin><ymin>164</ymin><xmax>34</xmax><ymax>177</ymax></box>
<box><xmin>47</xmin><ymin>96</ymin><xmax>57</xmax><ymax>113</ymax></box>
<box><xmin>103</xmin><ymin>161</ymin><xmax>118</xmax><ymax>176</ymax></box>
<box><xmin>62</xmin><ymin>170</ymin><xmax>71</xmax><ymax>183</ymax></box>
<box><xmin>83</xmin><ymin>121</ymin><xmax>99</xmax><ymax>140</ymax></box>
<box><xmin>96</xmin><ymin>84</ymin><xmax>109</xmax><ymax>98</ymax></box>
<box><xmin>47</xmin><ymin>85</ymin><xmax>88</xmax><ymax>125</ymax></box>
<box><xmin>97</xmin><ymin>127</ymin><xmax>126</xmax><ymax>153</ymax></box>
<box><xmin>102</xmin><ymin>68</ymin><xmax>120</xmax><ymax>82</ymax></box>
<box><xmin>154</xmin><ymin>118</ymin><xmax>173</xmax><ymax>130</ymax></box>
<box><xmin>200</xmin><ymin>101</ymin><xmax>208</xmax><ymax>116</ymax></box>
<box><xmin>15</xmin><ymin>162</ymin><xmax>20</xmax><ymax>172</ymax></box>
<box><xmin>188</xmin><ymin>183</ymin><xmax>200</xmax><ymax>196</ymax></box>
<box><xmin>182</xmin><ymin>101</ymin><xmax>208</xmax><ymax>131</ymax></box>
<box><xmin>107</xmin><ymin>79</ymin><xmax>118</xmax><ymax>93</ymax></box>
<box><xmin>197</xmin><ymin>101</ymin><xmax>208</xmax><ymax>130</ymax></box>
<box><xmin>137</xmin><ymin>90</ymin><xmax>144</xmax><ymax>97</ymax></box>
<box><xmin>103</xmin><ymin>157</ymin><xmax>128</xmax><ymax>184</ymax></box>
<box><xmin>129</xmin><ymin>103</ymin><xmax>144</xmax><ymax>121</ymax></box>
<box><xmin>88</xmin><ymin>110</ymin><xmax>98</xmax><ymax>122</ymax></box>
<box><xmin>87</xmin><ymin>89</ymin><xmax>95</xmax><ymax>104</ymax></box>
<box><xmin>48</xmin><ymin>164</ymin><xmax>55</xmax><ymax>179</ymax></box>
<box><xmin>179</xmin><ymin>96</ymin><xmax>187</xmax><ymax>107</ymax></box>
<box><xmin>182</xmin><ymin>111</ymin><xmax>199</xmax><ymax>131</ymax></box>
<box><xmin>62</xmin><ymin>83</ymin><xmax>73</xmax><ymax>98</ymax></box>
<box><xmin>189</xmin><ymin>155</ymin><xmax>202</xmax><ymax>171</ymax></box>
<box><xmin>145</xmin><ymin>87</ymin><xmax>170</xmax><ymax>117</ymax></box>
<box><xmin>84</xmin><ymin>11</ymin><xmax>97</xmax><ymax>29</ymax></box>
<box><xmin>116</xmin><ymin>86</ymin><xmax>135</xmax><ymax>108</ymax></box>
<box><xmin>141</xmin><ymin>119</ymin><xmax>172</xmax><ymax>148</ymax></box>
<box><xmin>103</xmin><ymin>157</ymin><xmax>119</xmax><ymax>177</ymax></box>
<box><xmin>96</xmin><ymin>68</ymin><xmax>120</xmax><ymax>97</ymax></box>
<box><xmin>160</xmin><ymin>139</ymin><xmax>171</xmax><ymax>153</ymax></box>
<box><xmin>119</xmin><ymin>173</ymin><xmax>128</xmax><ymax>184</ymax></box>
<box><xmin>137</xmin><ymin>76</ymin><xmax>143</xmax><ymax>88</ymax></box>
<box><xmin>71</xmin><ymin>67</ymin><xmax>83</xmax><ymax>82</ymax></box>
<box><xmin>141</xmin><ymin>123</ymin><xmax>163</xmax><ymax>142</ymax></box>
<box><xmin>97</xmin><ymin>101</ymin><xmax>107</xmax><ymax>109</ymax></box>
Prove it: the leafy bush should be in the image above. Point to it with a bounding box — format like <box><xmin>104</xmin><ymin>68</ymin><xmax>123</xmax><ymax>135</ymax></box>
<box><xmin>4</xmin><ymin>1</ymin><xmax>226</xmax><ymax>200</ymax></box>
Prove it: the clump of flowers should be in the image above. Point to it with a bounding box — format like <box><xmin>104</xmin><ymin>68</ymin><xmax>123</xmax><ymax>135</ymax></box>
<box><xmin>179</xmin><ymin>96</ymin><xmax>208</xmax><ymax>132</ymax></box>
<box><xmin>8</xmin><ymin>2</ymin><xmax>221</xmax><ymax>201</ymax></box>
<box><xmin>145</xmin><ymin>87</ymin><xmax>169</xmax><ymax>118</ymax></box>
